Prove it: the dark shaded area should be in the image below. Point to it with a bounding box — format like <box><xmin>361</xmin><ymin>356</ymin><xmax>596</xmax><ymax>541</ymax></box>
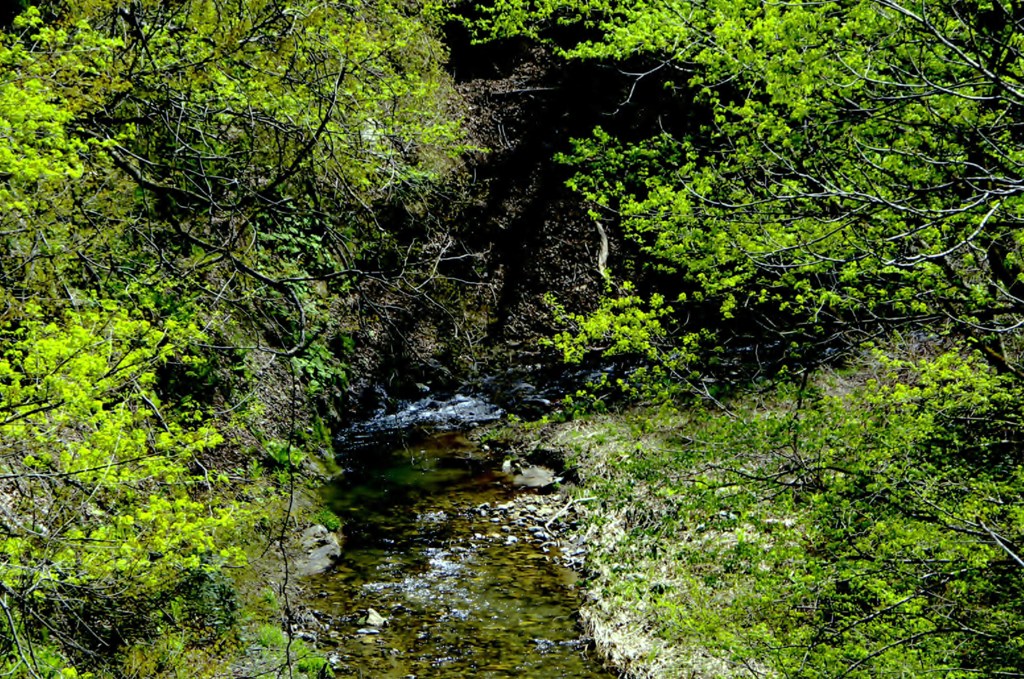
<box><xmin>341</xmin><ymin>26</ymin><xmax>648</xmax><ymax>412</ymax></box>
<box><xmin>440</xmin><ymin>14</ymin><xmax>859</xmax><ymax>384</ymax></box>
<box><xmin>443</xmin><ymin>23</ymin><xmax>631</xmax><ymax>342</ymax></box>
<box><xmin>0</xmin><ymin>1</ymin><xmax>30</xmax><ymax>29</ymax></box>
<box><xmin>343</xmin><ymin>13</ymin><xmax>835</xmax><ymax>416</ymax></box>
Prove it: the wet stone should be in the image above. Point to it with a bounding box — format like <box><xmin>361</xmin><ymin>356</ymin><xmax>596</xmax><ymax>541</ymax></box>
<box><xmin>364</xmin><ymin>608</ymin><xmax>387</xmax><ymax>627</ymax></box>
<box><xmin>294</xmin><ymin>524</ymin><xmax>342</xmax><ymax>576</ymax></box>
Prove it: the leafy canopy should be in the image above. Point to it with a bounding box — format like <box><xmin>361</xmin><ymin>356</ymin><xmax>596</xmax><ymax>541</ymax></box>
<box><xmin>474</xmin><ymin>0</ymin><xmax>1024</xmax><ymax>377</ymax></box>
<box><xmin>0</xmin><ymin>304</ymin><xmax>245</xmax><ymax>675</ymax></box>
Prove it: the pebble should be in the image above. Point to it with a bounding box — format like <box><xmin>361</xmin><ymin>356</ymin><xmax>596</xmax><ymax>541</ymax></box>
<box><xmin>429</xmin><ymin>492</ymin><xmax>588</xmax><ymax>599</ymax></box>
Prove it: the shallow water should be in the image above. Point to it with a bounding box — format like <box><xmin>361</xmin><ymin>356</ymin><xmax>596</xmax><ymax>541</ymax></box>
<box><xmin>311</xmin><ymin>433</ymin><xmax>613</xmax><ymax>678</ymax></box>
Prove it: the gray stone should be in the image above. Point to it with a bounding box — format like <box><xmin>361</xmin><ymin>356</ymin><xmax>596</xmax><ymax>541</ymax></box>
<box><xmin>364</xmin><ymin>608</ymin><xmax>387</xmax><ymax>627</ymax></box>
<box><xmin>294</xmin><ymin>524</ymin><xmax>342</xmax><ymax>576</ymax></box>
<box><xmin>513</xmin><ymin>466</ymin><xmax>561</xmax><ymax>488</ymax></box>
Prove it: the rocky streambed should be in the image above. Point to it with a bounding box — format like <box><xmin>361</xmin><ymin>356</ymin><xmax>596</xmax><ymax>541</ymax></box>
<box><xmin>298</xmin><ymin>425</ymin><xmax>612</xmax><ymax>677</ymax></box>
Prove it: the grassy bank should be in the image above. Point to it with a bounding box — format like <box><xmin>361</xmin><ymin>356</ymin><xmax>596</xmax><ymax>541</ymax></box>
<box><xmin>524</xmin><ymin>345</ymin><xmax>1024</xmax><ymax>678</ymax></box>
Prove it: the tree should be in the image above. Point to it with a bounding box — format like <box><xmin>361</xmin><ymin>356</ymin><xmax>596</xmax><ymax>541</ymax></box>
<box><xmin>473</xmin><ymin>0</ymin><xmax>1024</xmax><ymax>378</ymax></box>
<box><xmin>3</xmin><ymin>0</ymin><xmax>468</xmax><ymax>366</ymax></box>
<box><xmin>0</xmin><ymin>2</ymin><xmax>471</xmax><ymax>673</ymax></box>
<box><xmin>0</xmin><ymin>304</ymin><xmax>244</xmax><ymax>675</ymax></box>
<box><xmin>467</xmin><ymin>1</ymin><xmax>1024</xmax><ymax>675</ymax></box>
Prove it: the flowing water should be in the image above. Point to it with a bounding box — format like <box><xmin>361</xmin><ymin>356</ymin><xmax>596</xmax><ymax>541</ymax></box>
<box><xmin>310</xmin><ymin>430</ymin><xmax>614</xmax><ymax>678</ymax></box>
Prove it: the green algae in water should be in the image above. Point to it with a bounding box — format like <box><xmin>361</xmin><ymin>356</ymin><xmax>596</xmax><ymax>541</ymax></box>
<box><xmin>314</xmin><ymin>434</ymin><xmax>613</xmax><ymax>678</ymax></box>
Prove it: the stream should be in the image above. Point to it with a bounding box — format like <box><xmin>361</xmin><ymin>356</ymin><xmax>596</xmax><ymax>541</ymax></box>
<box><xmin>309</xmin><ymin>399</ymin><xmax>614</xmax><ymax>678</ymax></box>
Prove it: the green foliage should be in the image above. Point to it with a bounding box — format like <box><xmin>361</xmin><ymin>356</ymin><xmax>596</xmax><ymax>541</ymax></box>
<box><xmin>0</xmin><ymin>0</ymin><xmax>470</xmax><ymax>675</ymax></box>
<box><xmin>255</xmin><ymin>624</ymin><xmax>287</xmax><ymax>650</ymax></box>
<box><xmin>0</xmin><ymin>7</ymin><xmax>130</xmax><ymax>300</ymax></box>
<box><xmin>119</xmin><ymin>632</ymin><xmax>238</xmax><ymax>678</ymax></box>
<box><xmin>264</xmin><ymin>439</ymin><xmax>305</xmax><ymax>470</ymax></box>
<box><xmin>309</xmin><ymin>415</ymin><xmax>332</xmax><ymax>448</ymax></box>
<box><xmin>0</xmin><ymin>7</ymin><xmax>120</xmax><ymax>210</ymax></box>
<box><xmin>260</xmin><ymin>587</ymin><xmax>279</xmax><ymax>610</ymax></box>
<box><xmin>472</xmin><ymin>0</ymin><xmax>1024</xmax><ymax>376</ymax></box>
<box><xmin>170</xmin><ymin>567</ymin><xmax>240</xmax><ymax>634</ymax></box>
<box><xmin>250</xmin><ymin>624</ymin><xmax>328</xmax><ymax>677</ymax></box>
<box><xmin>2</xmin><ymin>0</ymin><xmax>468</xmax><ymax>366</ymax></box>
<box><xmin>296</xmin><ymin>653</ymin><xmax>329</xmax><ymax>675</ymax></box>
<box><xmin>548</xmin><ymin>285</ymin><xmax>677</xmax><ymax>363</ymax></box>
<box><xmin>465</xmin><ymin>12</ymin><xmax>1024</xmax><ymax>671</ymax></box>
<box><xmin>311</xmin><ymin>508</ymin><xmax>342</xmax><ymax>532</ymax></box>
<box><xmin>574</xmin><ymin>346</ymin><xmax>1024</xmax><ymax>676</ymax></box>
<box><xmin>0</xmin><ymin>302</ymin><xmax>247</xmax><ymax>674</ymax></box>
<box><xmin>293</xmin><ymin>341</ymin><xmax>350</xmax><ymax>397</ymax></box>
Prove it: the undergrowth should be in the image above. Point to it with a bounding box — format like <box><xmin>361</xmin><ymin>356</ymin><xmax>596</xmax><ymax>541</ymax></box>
<box><xmin>549</xmin><ymin>344</ymin><xmax>1024</xmax><ymax>678</ymax></box>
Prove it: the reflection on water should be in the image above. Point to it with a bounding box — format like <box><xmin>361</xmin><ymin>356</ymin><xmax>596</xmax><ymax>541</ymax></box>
<box><xmin>313</xmin><ymin>434</ymin><xmax>612</xmax><ymax>678</ymax></box>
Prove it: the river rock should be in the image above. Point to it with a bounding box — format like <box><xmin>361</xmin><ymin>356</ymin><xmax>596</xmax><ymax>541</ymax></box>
<box><xmin>513</xmin><ymin>466</ymin><xmax>560</xmax><ymax>488</ymax></box>
<box><xmin>364</xmin><ymin>608</ymin><xmax>387</xmax><ymax>627</ymax></box>
<box><xmin>295</xmin><ymin>524</ymin><xmax>342</xmax><ymax>576</ymax></box>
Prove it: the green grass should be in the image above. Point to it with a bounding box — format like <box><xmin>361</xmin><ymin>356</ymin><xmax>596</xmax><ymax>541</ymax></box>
<box><xmin>544</xmin><ymin>351</ymin><xmax>1024</xmax><ymax>678</ymax></box>
<box><xmin>256</xmin><ymin>624</ymin><xmax>287</xmax><ymax>649</ymax></box>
